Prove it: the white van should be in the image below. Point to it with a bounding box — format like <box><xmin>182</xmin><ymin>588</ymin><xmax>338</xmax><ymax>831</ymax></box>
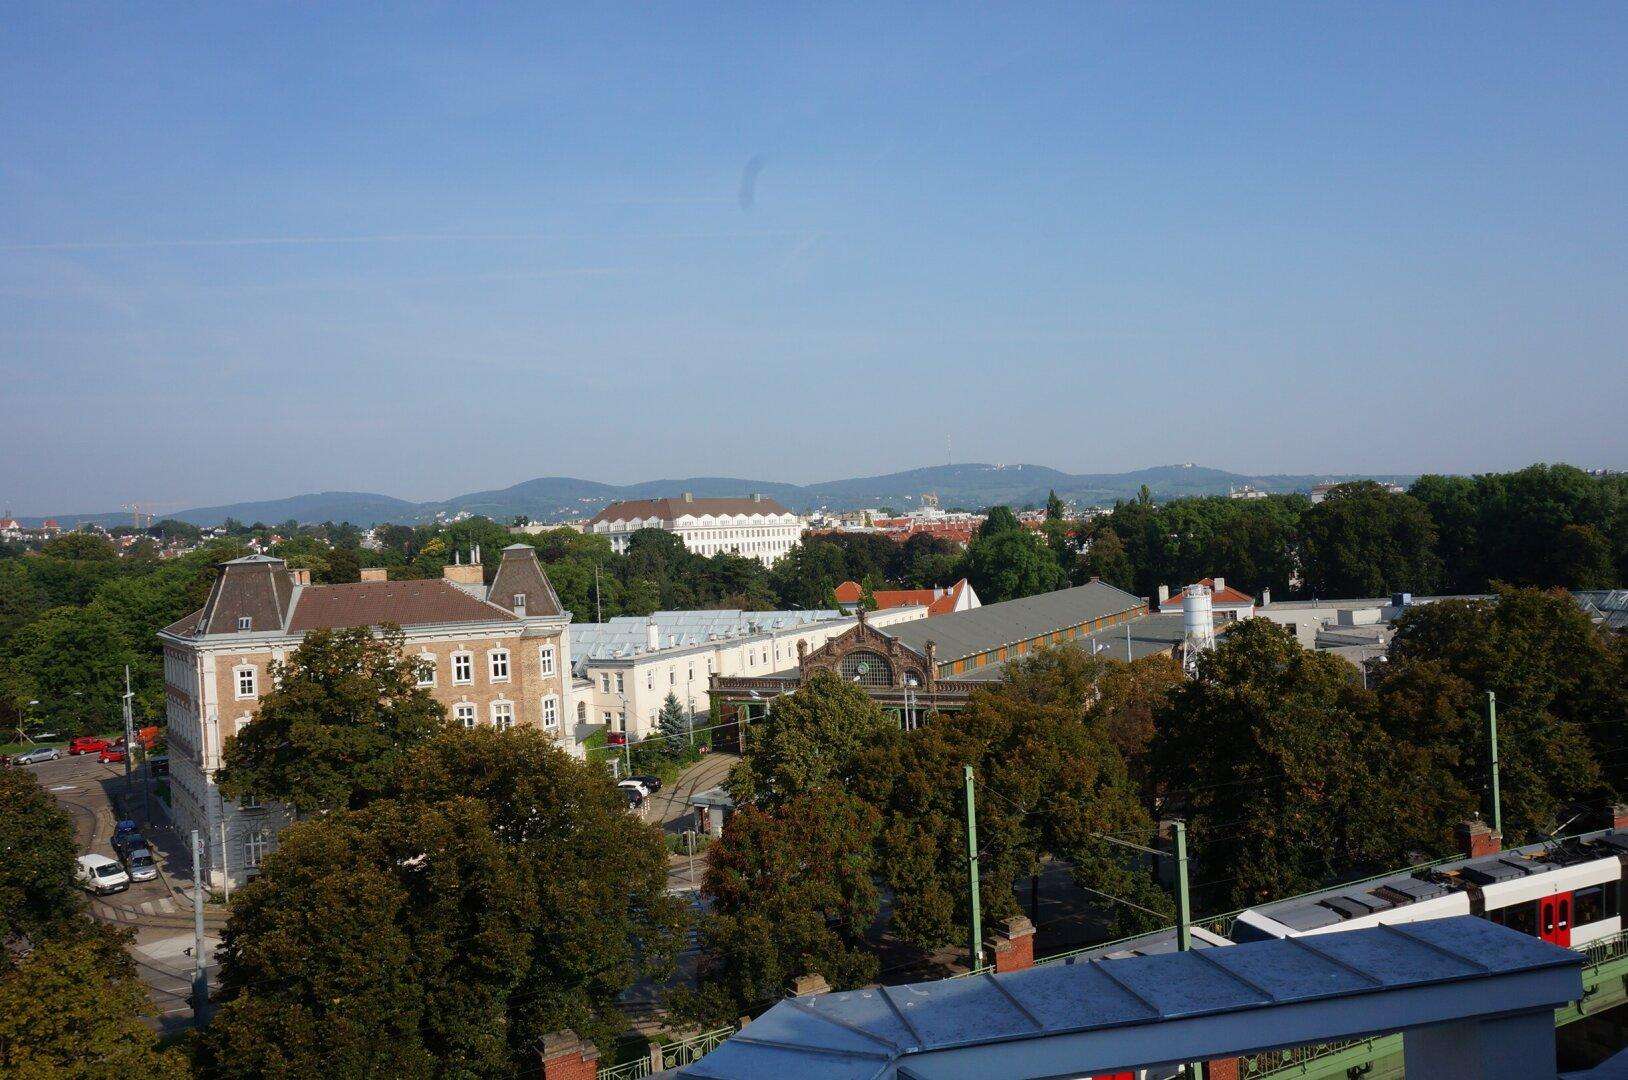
<box><xmin>75</xmin><ymin>853</ymin><xmax>131</xmax><ymax>895</ymax></box>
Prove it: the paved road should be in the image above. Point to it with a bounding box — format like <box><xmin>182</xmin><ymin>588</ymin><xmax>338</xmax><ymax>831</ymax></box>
<box><xmin>647</xmin><ymin>751</ymin><xmax>736</xmax><ymax>896</ymax></box>
<box><xmin>24</xmin><ymin>753</ymin><xmax>221</xmax><ymax>1030</ymax></box>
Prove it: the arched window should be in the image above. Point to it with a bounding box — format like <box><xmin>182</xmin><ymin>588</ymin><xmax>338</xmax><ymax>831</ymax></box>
<box><xmin>840</xmin><ymin>650</ymin><xmax>893</xmax><ymax>686</ymax></box>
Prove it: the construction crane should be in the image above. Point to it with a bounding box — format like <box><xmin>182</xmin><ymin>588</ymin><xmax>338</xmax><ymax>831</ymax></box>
<box><xmin>122</xmin><ymin>503</ymin><xmax>155</xmax><ymax>529</ymax></box>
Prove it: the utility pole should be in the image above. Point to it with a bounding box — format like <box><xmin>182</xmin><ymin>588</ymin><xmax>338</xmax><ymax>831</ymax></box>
<box><xmin>190</xmin><ymin>829</ymin><xmax>208</xmax><ymax>1024</ymax></box>
<box><xmin>1487</xmin><ymin>691</ymin><xmax>1502</xmax><ymax>837</ymax></box>
<box><xmin>594</xmin><ymin>564</ymin><xmax>603</xmax><ymax>623</ymax></box>
<box><xmin>1173</xmin><ymin>820</ymin><xmax>1192</xmax><ymax>953</ymax></box>
<box><xmin>964</xmin><ymin>765</ymin><xmax>982</xmax><ymax>971</ymax></box>
<box><xmin>120</xmin><ymin>666</ymin><xmax>136</xmax><ymax>816</ymax></box>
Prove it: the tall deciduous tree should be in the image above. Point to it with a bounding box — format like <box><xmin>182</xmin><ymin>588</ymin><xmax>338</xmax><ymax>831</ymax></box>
<box><xmin>0</xmin><ymin>928</ymin><xmax>186</xmax><ymax>1078</ymax></box>
<box><xmin>1299</xmin><ymin>482</ymin><xmax>1443</xmax><ymax>598</ymax></box>
<box><xmin>0</xmin><ymin>771</ymin><xmax>79</xmax><ymax>939</ymax></box>
<box><xmin>677</xmin><ymin>791</ymin><xmax>881</xmax><ymax>1025</ymax></box>
<box><xmin>400</xmin><ymin>729</ymin><xmax>686</xmax><ymax>1052</ymax></box>
<box><xmin>218</xmin><ymin>627</ymin><xmax>450</xmax><ymax>813</ymax></box>
<box><xmin>727</xmin><ymin>671</ymin><xmax>899</xmax><ymax>810</ymax></box>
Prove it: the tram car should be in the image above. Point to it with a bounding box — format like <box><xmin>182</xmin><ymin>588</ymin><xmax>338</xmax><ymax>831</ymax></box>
<box><xmin>1230</xmin><ymin>826</ymin><xmax>1627</xmax><ymax>951</ymax></box>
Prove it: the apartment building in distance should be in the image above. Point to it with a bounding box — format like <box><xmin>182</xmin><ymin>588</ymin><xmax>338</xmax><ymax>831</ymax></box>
<box><xmin>158</xmin><ymin>544</ymin><xmax>572</xmax><ymax>888</ymax></box>
<box><xmin>585</xmin><ymin>493</ymin><xmax>804</xmax><ymax>565</ymax></box>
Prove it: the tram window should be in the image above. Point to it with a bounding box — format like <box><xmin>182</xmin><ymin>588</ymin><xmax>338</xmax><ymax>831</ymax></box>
<box><xmin>1575</xmin><ymin>885</ymin><xmax>1618</xmax><ymax>927</ymax></box>
<box><xmin>1487</xmin><ymin>906</ymin><xmax>1507</xmax><ymax>926</ymax></box>
<box><xmin>1502</xmin><ymin>901</ymin><xmax>1539</xmax><ymax>936</ymax></box>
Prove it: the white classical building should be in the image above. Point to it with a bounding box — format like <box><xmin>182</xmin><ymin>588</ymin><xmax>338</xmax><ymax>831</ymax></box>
<box><xmin>570</xmin><ymin>605</ymin><xmax>927</xmax><ymax>743</ymax></box>
<box><xmin>585</xmin><ymin>493</ymin><xmax>805</xmax><ymax>565</ymax></box>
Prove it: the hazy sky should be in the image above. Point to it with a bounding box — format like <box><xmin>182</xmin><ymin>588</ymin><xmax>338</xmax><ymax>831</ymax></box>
<box><xmin>4</xmin><ymin>4</ymin><xmax>1626</xmax><ymax>515</ymax></box>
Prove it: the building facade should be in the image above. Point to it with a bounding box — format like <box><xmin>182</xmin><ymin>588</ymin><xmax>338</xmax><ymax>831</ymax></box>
<box><xmin>585</xmin><ymin>493</ymin><xmax>804</xmax><ymax>565</ymax></box>
<box><xmin>158</xmin><ymin>544</ymin><xmax>572</xmax><ymax>888</ymax></box>
<box><xmin>571</xmin><ymin>606</ymin><xmax>926</xmax><ymax>742</ymax></box>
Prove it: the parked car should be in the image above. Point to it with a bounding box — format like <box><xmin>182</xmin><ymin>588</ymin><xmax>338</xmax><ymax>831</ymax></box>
<box><xmin>630</xmin><ymin>775</ymin><xmax>663</xmax><ymax>794</ymax></box>
<box><xmin>112</xmin><ymin>819</ymin><xmax>141</xmax><ymax>844</ymax></box>
<box><xmin>122</xmin><ymin>847</ymin><xmax>159</xmax><ymax>883</ymax></box>
<box><xmin>75</xmin><ymin>854</ymin><xmax>130</xmax><ymax>895</ymax></box>
<box><xmin>98</xmin><ymin>745</ymin><xmax>127</xmax><ymax>764</ymax></box>
<box><xmin>622</xmin><ymin>787</ymin><xmax>646</xmax><ymax>811</ymax></box>
<box><xmin>67</xmin><ymin>737</ymin><xmax>111</xmax><ymax>756</ymax></box>
<box><xmin>607</xmin><ymin>731</ymin><xmax>628</xmax><ymax>747</ymax></box>
<box><xmin>23</xmin><ymin>728</ymin><xmax>63</xmax><ymax>743</ymax></box>
<box><xmin>147</xmin><ymin>755</ymin><xmax>170</xmax><ymax>777</ymax></box>
<box><xmin>617</xmin><ymin>778</ymin><xmax>651</xmax><ymax>798</ymax></box>
<box><xmin>112</xmin><ymin>830</ymin><xmax>149</xmax><ymax>861</ymax></box>
<box><xmin>11</xmin><ymin>746</ymin><xmax>61</xmax><ymax>766</ymax></box>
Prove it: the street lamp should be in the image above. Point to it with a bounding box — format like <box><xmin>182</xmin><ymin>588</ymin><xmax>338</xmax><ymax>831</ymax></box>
<box><xmin>613</xmin><ymin>692</ymin><xmax>634</xmax><ymax>777</ymax></box>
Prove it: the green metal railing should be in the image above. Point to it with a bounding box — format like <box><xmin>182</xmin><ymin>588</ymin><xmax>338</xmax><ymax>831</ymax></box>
<box><xmin>597</xmin><ymin>1027</ymin><xmax>736</xmax><ymax>1080</ymax></box>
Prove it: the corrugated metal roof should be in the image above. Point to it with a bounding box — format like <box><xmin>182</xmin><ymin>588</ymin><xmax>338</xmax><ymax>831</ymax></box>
<box><xmin>882</xmin><ymin>581</ymin><xmax>1145</xmax><ymax>662</ymax></box>
<box><xmin>679</xmin><ymin>917</ymin><xmax>1582</xmax><ymax>1079</ymax></box>
<box><xmin>573</xmin><ymin>609</ymin><xmax>847</xmax><ymax>660</ymax></box>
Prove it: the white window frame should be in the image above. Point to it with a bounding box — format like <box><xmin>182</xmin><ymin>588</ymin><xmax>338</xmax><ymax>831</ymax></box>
<box><xmin>243</xmin><ymin>827</ymin><xmax>270</xmax><ymax>870</ymax></box>
<box><xmin>452</xmin><ymin>651</ymin><xmax>474</xmax><ymax>685</ymax></box>
<box><xmin>454</xmin><ymin>702</ymin><xmax>477</xmax><ymax>730</ymax></box>
<box><xmin>488</xmin><ymin>648</ymin><xmax>511</xmax><ymax>683</ymax></box>
<box><xmin>538</xmin><ymin>644</ymin><xmax>555</xmax><ymax>677</ymax></box>
<box><xmin>238</xmin><ymin>791</ymin><xmax>264</xmax><ymax>811</ymax></box>
<box><xmin>491</xmin><ymin>701</ymin><xmax>514</xmax><ymax>731</ymax></box>
<box><xmin>541</xmin><ymin>694</ymin><xmax>559</xmax><ymax>730</ymax></box>
<box><xmin>234</xmin><ymin>664</ymin><xmax>257</xmax><ymax>700</ymax></box>
<box><xmin>615</xmin><ymin>672</ymin><xmax>624</xmax><ymax>693</ymax></box>
<box><xmin>415</xmin><ymin>654</ymin><xmax>436</xmax><ymax>687</ymax></box>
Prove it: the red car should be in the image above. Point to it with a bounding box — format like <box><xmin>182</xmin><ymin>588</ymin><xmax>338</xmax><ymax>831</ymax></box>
<box><xmin>68</xmin><ymin>737</ymin><xmax>111</xmax><ymax>756</ymax></box>
<box><xmin>98</xmin><ymin>746</ymin><xmax>127</xmax><ymax>764</ymax></box>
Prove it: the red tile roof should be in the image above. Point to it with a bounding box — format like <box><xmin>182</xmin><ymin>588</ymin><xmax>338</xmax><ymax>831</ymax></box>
<box><xmin>1168</xmin><ymin>578</ymin><xmax>1255</xmax><ymax>607</ymax></box>
<box><xmin>287</xmin><ymin>579</ymin><xmax>519</xmax><ymax>632</ymax></box>
<box><xmin>833</xmin><ymin>579</ymin><xmax>970</xmax><ymax>617</ymax></box>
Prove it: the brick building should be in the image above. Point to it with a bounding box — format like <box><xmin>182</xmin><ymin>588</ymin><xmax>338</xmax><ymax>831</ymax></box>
<box><xmin>158</xmin><ymin>544</ymin><xmax>571</xmax><ymax>887</ymax></box>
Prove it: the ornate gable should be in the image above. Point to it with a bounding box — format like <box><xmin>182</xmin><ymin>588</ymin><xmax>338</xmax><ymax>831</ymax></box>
<box><xmin>796</xmin><ymin>609</ymin><xmax>937</xmax><ymax>691</ymax></box>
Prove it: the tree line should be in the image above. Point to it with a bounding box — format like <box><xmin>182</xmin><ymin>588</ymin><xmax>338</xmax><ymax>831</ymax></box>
<box><xmin>1080</xmin><ymin>464</ymin><xmax>1627</xmax><ymax>602</ymax></box>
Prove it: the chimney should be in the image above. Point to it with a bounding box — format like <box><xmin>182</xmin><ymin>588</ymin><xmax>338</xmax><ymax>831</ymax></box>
<box><xmin>1455</xmin><ymin>816</ymin><xmax>1501</xmax><ymax>859</ymax></box>
<box><xmin>682</xmin><ymin>492</ymin><xmax>694</xmax><ymax>503</ymax></box>
<box><xmin>789</xmin><ymin>973</ymin><xmax>830</xmax><ymax>997</ymax></box>
<box><xmin>359</xmin><ymin>567</ymin><xmax>388</xmax><ymax>582</ymax></box>
<box><xmin>538</xmin><ymin>1031</ymin><xmax>599</xmax><ymax>1080</ymax></box>
<box><xmin>751</xmin><ymin>493</ymin><xmax>763</xmax><ymax>503</ymax></box>
<box><xmin>1157</xmin><ymin>584</ymin><xmax>1171</xmax><ymax>609</ymax></box>
<box><xmin>986</xmin><ymin>915</ymin><xmax>1036</xmax><ymax>974</ymax></box>
<box><xmin>1261</xmin><ymin>586</ymin><xmax>1271</xmax><ymax>606</ymax></box>
<box><xmin>443</xmin><ymin>563</ymin><xmax>484</xmax><ymax>585</ymax></box>
<box><xmin>646</xmin><ymin>619</ymin><xmax>660</xmax><ymax>651</ymax></box>
<box><xmin>1611</xmin><ymin>804</ymin><xmax>1628</xmax><ymax>832</ymax></box>
<box><xmin>287</xmin><ymin>567</ymin><xmax>311</xmax><ymax>586</ymax></box>
<box><xmin>1213</xmin><ymin>576</ymin><xmax>1226</xmax><ymax>596</ymax></box>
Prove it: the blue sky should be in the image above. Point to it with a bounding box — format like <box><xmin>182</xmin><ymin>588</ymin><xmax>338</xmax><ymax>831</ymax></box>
<box><xmin>3</xmin><ymin>4</ymin><xmax>1625</xmax><ymax>514</ymax></box>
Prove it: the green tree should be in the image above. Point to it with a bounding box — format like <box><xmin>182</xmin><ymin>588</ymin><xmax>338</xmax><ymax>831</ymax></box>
<box><xmin>0</xmin><ymin>771</ymin><xmax>80</xmax><ymax>939</ymax></box>
<box><xmin>1151</xmin><ymin>620</ymin><xmax>1427</xmax><ymax>909</ymax></box>
<box><xmin>767</xmin><ymin>540</ymin><xmax>848</xmax><ymax>609</ymax></box>
<box><xmin>1299</xmin><ymin>482</ymin><xmax>1442</xmax><ymax>598</ymax></box>
<box><xmin>978</xmin><ymin>505</ymin><xmax>1022</xmax><ymax>538</ymax></box>
<box><xmin>960</xmin><ymin>527</ymin><xmax>1067</xmax><ymax>603</ymax></box>
<box><xmin>1</xmin><ymin>605</ymin><xmax>134</xmax><ymax>734</ymax></box>
<box><xmin>199</xmin><ymin>798</ymin><xmax>535</xmax><ymax>1078</ymax></box>
<box><xmin>657</xmin><ymin>692</ymin><xmax>691</xmax><ymax>752</ymax></box>
<box><xmin>400</xmin><ymin>729</ymin><xmax>685</xmax><ymax>1052</ymax></box>
<box><xmin>0</xmin><ymin>927</ymin><xmax>185</xmax><ymax>1078</ymax></box>
<box><xmin>40</xmin><ymin>532</ymin><xmax>118</xmax><ymax>562</ymax></box>
<box><xmin>677</xmin><ymin>791</ymin><xmax>881</xmax><ymax>1025</ymax></box>
<box><xmin>1077</xmin><ymin>526</ymin><xmax>1135</xmax><ymax>591</ymax></box>
<box><xmin>218</xmin><ymin>627</ymin><xmax>450</xmax><ymax>813</ymax></box>
<box><xmin>1386</xmin><ymin>588</ymin><xmax>1617</xmax><ymax>835</ymax></box>
<box><xmin>727</xmin><ymin>672</ymin><xmax>898</xmax><ymax>811</ymax></box>
<box><xmin>1553</xmin><ymin>524</ymin><xmax>1615</xmax><ymax>589</ymax></box>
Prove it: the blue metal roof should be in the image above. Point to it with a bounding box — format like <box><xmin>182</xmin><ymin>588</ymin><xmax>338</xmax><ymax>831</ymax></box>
<box><xmin>679</xmin><ymin>917</ymin><xmax>1582</xmax><ymax>1080</ymax></box>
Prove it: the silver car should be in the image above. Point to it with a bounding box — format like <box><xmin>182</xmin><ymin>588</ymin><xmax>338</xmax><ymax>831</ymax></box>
<box><xmin>12</xmin><ymin>746</ymin><xmax>61</xmax><ymax>766</ymax></box>
<box><xmin>123</xmin><ymin>847</ymin><xmax>160</xmax><ymax>883</ymax></box>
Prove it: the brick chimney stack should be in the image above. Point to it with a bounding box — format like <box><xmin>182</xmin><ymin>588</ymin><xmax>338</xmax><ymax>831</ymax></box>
<box><xmin>986</xmin><ymin>915</ymin><xmax>1036</xmax><ymax>974</ymax></box>
<box><xmin>1456</xmin><ymin>816</ymin><xmax>1501</xmax><ymax>859</ymax></box>
<box><xmin>538</xmin><ymin>1032</ymin><xmax>598</xmax><ymax>1080</ymax></box>
<box><xmin>360</xmin><ymin>567</ymin><xmax>388</xmax><ymax>582</ymax></box>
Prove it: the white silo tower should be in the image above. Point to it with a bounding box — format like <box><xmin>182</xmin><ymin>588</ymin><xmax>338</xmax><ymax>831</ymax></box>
<box><xmin>1182</xmin><ymin>583</ymin><xmax>1216</xmax><ymax>671</ymax></box>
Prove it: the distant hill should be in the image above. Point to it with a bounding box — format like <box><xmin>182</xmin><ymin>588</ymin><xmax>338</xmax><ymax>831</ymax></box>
<box><xmin>30</xmin><ymin>464</ymin><xmax>1417</xmax><ymax>529</ymax></box>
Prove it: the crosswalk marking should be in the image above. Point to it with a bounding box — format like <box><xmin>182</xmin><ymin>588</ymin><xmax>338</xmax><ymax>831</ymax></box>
<box><xmin>156</xmin><ymin>898</ymin><xmax>176</xmax><ymax>914</ymax></box>
<box><xmin>139</xmin><ymin>901</ymin><xmax>156</xmax><ymax>915</ymax></box>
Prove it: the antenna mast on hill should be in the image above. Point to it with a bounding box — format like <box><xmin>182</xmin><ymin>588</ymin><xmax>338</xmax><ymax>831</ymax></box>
<box><xmin>946</xmin><ymin>434</ymin><xmax>952</xmax><ymax>467</ymax></box>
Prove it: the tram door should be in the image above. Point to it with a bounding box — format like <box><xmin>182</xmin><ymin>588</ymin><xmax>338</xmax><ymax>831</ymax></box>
<box><xmin>1540</xmin><ymin>893</ymin><xmax>1573</xmax><ymax>948</ymax></box>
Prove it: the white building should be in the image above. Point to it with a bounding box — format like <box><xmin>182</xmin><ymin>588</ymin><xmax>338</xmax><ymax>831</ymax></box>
<box><xmin>585</xmin><ymin>493</ymin><xmax>804</xmax><ymax>565</ymax></box>
<box><xmin>570</xmin><ymin>605</ymin><xmax>927</xmax><ymax>743</ymax></box>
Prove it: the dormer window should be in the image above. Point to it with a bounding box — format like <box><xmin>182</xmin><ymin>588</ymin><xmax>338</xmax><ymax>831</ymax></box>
<box><xmin>513</xmin><ymin>593</ymin><xmax>527</xmax><ymax>610</ymax></box>
<box><xmin>237</xmin><ymin>616</ymin><xmax>252</xmax><ymax>632</ymax></box>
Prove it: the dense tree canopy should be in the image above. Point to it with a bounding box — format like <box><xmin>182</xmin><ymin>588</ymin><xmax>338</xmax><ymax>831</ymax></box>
<box><xmin>218</xmin><ymin>627</ymin><xmax>451</xmax><ymax>813</ymax></box>
<box><xmin>0</xmin><ymin>771</ymin><xmax>79</xmax><ymax>939</ymax></box>
<box><xmin>1298</xmin><ymin>482</ymin><xmax>1443</xmax><ymax>598</ymax></box>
